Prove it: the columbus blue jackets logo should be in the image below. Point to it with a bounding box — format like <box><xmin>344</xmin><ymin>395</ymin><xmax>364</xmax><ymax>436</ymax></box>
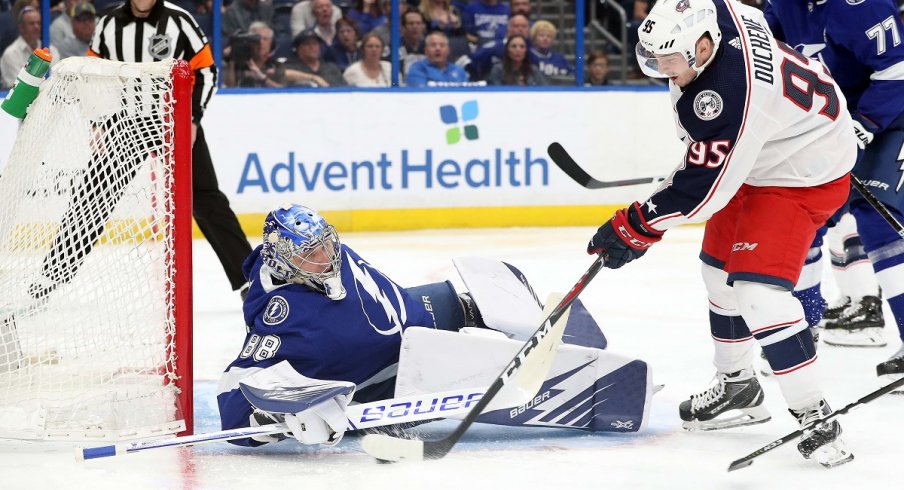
<box><xmin>263</xmin><ymin>296</ymin><xmax>290</xmax><ymax>325</ymax></box>
<box><xmin>693</xmin><ymin>90</ymin><xmax>723</xmax><ymax>121</ymax></box>
<box><xmin>347</xmin><ymin>253</ymin><xmax>407</xmax><ymax>336</ymax></box>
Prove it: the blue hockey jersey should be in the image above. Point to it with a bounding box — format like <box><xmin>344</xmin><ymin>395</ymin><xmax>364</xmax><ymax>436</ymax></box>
<box><xmin>217</xmin><ymin>244</ymin><xmax>439</xmax><ymax>438</ymax></box>
<box><xmin>764</xmin><ymin>0</ymin><xmax>904</xmax><ymax>133</ymax></box>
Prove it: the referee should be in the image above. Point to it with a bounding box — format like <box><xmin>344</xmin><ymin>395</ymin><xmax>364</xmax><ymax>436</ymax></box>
<box><xmin>87</xmin><ymin>0</ymin><xmax>253</xmax><ymax>297</ymax></box>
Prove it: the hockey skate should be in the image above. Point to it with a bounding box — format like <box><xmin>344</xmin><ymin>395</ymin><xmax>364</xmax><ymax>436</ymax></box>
<box><xmin>789</xmin><ymin>400</ymin><xmax>854</xmax><ymax>468</ymax></box>
<box><xmin>819</xmin><ymin>296</ymin><xmax>850</xmax><ymax>327</ymax></box>
<box><xmin>876</xmin><ymin>344</ymin><xmax>904</xmax><ymax>393</ymax></box>
<box><xmin>823</xmin><ymin>295</ymin><xmax>886</xmax><ymax>347</ymax></box>
<box><xmin>679</xmin><ymin>369</ymin><xmax>771</xmax><ymax>431</ymax></box>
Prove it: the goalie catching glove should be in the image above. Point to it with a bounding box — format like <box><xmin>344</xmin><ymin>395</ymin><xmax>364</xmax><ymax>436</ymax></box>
<box><xmin>588</xmin><ymin>202</ymin><xmax>663</xmax><ymax>268</ymax></box>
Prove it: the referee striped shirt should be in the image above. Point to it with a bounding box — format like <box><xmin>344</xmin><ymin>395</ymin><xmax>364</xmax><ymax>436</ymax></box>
<box><xmin>88</xmin><ymin>0</ymin><xmax>216</xmax><ymax>123</ymax></box>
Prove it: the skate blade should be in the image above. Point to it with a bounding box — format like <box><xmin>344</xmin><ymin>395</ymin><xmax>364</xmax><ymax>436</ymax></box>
<box><xmin>823</xmin><ymin>328</ymin><xmax>886</xmax><ymax>347</ymax></box>
<box><xmin>814</xmin><ymin>440</ymin><xmax>855</xmax><ymax>468</ymax></box>
<box><xmin>682</xmin><ymin>405</ymin><xmax>772</xmax><ymax>431</ymax></box>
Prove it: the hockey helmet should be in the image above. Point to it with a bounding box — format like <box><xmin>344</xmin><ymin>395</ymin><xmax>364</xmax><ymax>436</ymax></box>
<box><xmin>635</xmin><ymin>0</ymin><xmax>722</xmax><ymax>79</ymax></box>
<box><xmin>261</xmin><ymin>204</ymin><xmax>346</xmax><ymax>300</ymax></box>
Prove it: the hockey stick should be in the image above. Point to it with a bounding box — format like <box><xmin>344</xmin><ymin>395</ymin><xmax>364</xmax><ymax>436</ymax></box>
<box><xmin>850</xmin><ymin>175</ymin><xmax>904</xmax><ymax>238</ymax></box>
<box><xmin>728</xmin><ymin>373</ymin><xmax>904</xmax><ymax>471</ymax></box>
<box><xmin>76</xmin><ymin>386</ymin><xmax>486</xmax><ymax>461</ymax></box>
<box><xmin>548</xmin><ymin>142</ymin><xmax>666</xmax><ymax>189</ymax></box>
<box><xmin>360</xmin><ymin>256</ymin><xmax>604</xmax><ymax>462</ymax></box>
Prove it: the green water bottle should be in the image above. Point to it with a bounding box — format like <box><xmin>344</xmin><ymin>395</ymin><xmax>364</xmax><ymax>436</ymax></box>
<box><xmin>2</xmin><ymin>47</ymin><xmax>52</xmax><ymax>119</ymax></box>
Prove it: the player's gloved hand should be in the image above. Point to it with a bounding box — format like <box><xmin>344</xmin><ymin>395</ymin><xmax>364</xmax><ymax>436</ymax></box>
<box><xmin>284</xmin><ymin>390</ymin><xmax>352</xmax><ymax>446</ymax></box>
<box><xmin>852</xmin><ymin>118</ymin><xmax>875</xmax><ymax>150</ymax></box>
<box><xmin>458</xmin><ymin>292</ymin><xmax>487</xmax><ymax>329</ymax></box>
<box><xmin>588</xmin><ymin>202</ymin><xmax>663</xmax><ymax>269</ymax></box>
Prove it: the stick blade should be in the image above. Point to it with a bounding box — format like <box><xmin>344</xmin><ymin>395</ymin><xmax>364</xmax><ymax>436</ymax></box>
<box><xmin>727</xmin><ymin>458</ymin><xmax>754</xmax><ymax>472</ymax></box>
<box><xmin>361</xmin><ymin>434</ymin><xmax>425</xmax><ymax>462</ymax></box>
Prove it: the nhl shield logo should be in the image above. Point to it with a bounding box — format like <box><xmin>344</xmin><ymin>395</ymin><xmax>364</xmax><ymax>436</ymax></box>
<box><xmin>693</xmin><ymin>90</ymin><xmax>723</xmax><ymax>121</ymax></box>
<box><xmin>148</xmin><ymin>34</ymin><xmax>173</xmax><ymax>60</ymax></box>
<box><xmin>675</xmin><ymin>0</ymin><xmax>690</xmax><ymax>12</ymax></box>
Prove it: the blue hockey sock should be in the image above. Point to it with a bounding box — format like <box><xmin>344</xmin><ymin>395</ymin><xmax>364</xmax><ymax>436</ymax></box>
<box><xmin>852</xmin><ymin>200</ymin><xmax>904</xmax><ymax>341</ymax></box>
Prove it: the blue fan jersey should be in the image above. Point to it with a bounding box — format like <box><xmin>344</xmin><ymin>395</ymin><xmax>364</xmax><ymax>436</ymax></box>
<box><xmin>217</xmin><ymin>244</ymin><xmax>440</xmax><ymax>438</ymax></box>
<box><xmin>764</xmin><ymin>0</ymin><xmax>904</xmax><ymax>133</ymax></box>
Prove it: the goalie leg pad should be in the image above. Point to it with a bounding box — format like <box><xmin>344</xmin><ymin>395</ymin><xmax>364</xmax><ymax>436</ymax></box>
<box><xmin>395</xmin><ymin>327</ymin><xmax>652</xmax><ymax>432</ymax></box>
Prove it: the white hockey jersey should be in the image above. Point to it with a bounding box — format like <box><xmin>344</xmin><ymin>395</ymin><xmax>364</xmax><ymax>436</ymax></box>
<box><xmin>641</xmin><ymin>0</ymin><xmax>856</xmax><ymax>232</ymax></box>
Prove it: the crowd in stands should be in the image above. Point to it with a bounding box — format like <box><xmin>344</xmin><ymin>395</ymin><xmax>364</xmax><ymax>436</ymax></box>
<box><xmin>9</xmin><ymin>0</ymin><xmax>894</xmax><ymax>89</ymax></box>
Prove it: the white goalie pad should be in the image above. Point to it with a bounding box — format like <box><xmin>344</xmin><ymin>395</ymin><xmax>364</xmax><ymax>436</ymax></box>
<box><xmin>454</xmin><ymin>256</ymin><xmax>542</xmax><ymax>340</ymax></box>
<box><xmin>395</xmin><ymin>327</ymin><xmax>654</xmax><ymax>433</ymax></box>
<box><xmin>454</xmin><ymin>256</ymin><xmax>607</xmax><ymax>349</ymax></box>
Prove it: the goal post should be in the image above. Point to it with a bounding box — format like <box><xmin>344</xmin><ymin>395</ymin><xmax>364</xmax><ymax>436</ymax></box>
<box><xmin>0</xmin><ymin>57</ymin><xmax>193</xmax><ymax>441</ymax></box>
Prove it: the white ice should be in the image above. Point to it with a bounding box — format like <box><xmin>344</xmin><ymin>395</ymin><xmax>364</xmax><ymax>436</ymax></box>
<box><xmin>2</xmin><ymin>226</ymin><xmax>901</xmax><ymax>490</ymax></box>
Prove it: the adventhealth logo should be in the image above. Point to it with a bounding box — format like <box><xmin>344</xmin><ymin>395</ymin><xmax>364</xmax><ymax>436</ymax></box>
<box><xmin>440</xmin><ymin>100</ymin><xmax>479</xmax><ymax>144</ymax></box>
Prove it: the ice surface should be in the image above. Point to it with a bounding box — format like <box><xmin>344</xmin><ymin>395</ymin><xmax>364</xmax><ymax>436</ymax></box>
<box><xmin>2</xmin><ymin>226</ymin><xmax>901</xmax><ymax>489</ymax></box>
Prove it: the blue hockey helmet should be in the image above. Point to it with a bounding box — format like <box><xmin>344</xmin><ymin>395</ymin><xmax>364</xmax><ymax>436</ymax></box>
<box><xmin>261</xmin><ymin>204</ymin><xmax>346</xmax><ymax>299</ymax></box>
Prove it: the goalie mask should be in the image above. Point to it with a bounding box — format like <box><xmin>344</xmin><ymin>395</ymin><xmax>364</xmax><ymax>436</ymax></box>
<box><xmin>635</xmin><ymin>0</ymin><xmax>722</xmax><ymax>79</ymax></box>
<box><xmin>261</xmin><ymin>204</ymin><xmax>346</xmax><ymax>300</ymax></box>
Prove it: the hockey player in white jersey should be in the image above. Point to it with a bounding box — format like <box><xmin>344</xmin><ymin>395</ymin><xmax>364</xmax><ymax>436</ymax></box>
<box><xmin>585</xmin><ymin>0</ymin><xmax>856</xmax><ymax>468</ymax></box>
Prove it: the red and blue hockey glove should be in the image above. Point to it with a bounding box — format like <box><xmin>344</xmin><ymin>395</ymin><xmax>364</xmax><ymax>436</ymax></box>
<box><xmin>587</xmin><ymin>202</ymin><xmax>664</xmax><ymax>269</ymax></box>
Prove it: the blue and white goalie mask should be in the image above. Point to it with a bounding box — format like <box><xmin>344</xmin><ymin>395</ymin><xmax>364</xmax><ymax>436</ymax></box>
<box><xmin>261</xmin><ymin>204</ymin><xmax>346</xmax><ymax>300</ymax></box>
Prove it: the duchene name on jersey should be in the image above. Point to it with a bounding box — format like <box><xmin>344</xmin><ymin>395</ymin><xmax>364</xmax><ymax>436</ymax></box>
<box><xmin>741</xmin><ymin>15</ymin><xmax>775</xmax><ymax>84</ymax></box>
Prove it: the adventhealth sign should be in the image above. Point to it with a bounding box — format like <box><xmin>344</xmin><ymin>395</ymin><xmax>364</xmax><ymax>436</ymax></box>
<box><xmin>198</xmin><ymin>90</ymin><xmax>681</xmax><ymax>228</ymax></box>
<box><xmin>236</xmin><ymin>148</ymin><xmax>549</xmax><ymax>193</ymax></box>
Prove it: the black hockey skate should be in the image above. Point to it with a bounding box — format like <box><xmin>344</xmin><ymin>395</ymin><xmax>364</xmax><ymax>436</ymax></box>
<box><xmin>876</xmin><ymin>345</ymin><xmax>904</xmax><ymax>393</ymax></box>
<box><xmin>789</xmin><ymin>400</ymin><xmax>854</xmax><ymax>468</ymax></box>
<box><xmin>679</xmin><ymin>369</ymin><xmax>771</xmax><ymax>431</ymax></box>
<box><xmin>823</xmin><ymin>295</ymin><xmax>886</xmax><ymax>347</ymax></box>
<box><xmin>819</xmin><ymin>296</ymin><xmax>850</xmax><ymax>327</ymax></box>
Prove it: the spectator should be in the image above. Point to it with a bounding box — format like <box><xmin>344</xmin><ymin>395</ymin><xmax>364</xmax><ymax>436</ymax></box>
<box><xmin>222</xmin><ymin>0</ymin><xmax>273</xmax><ymax>37</ymax></box>
<box><xmin>324</xmin><ymin>17</ymin><xmax>360</xmax><ymax>72</ymax></box>
<box><xmin>284</xmin><ymin>29</ymin><xmax>346</xmax><ymax>87</ymax></box>
<box><xmin>49</xmin><ymin>0</ymin><xmax>82</xmax><ymax>46</ymax></box>
<box><xmin>510</xmin><ymin>0</ymin><xmax>531</xmax><ymax>19</ymax></box>
<box><xmin>584</xmin><ymin>49</ymin><xmax>610</xmax><ymax>86</ymax></box>
<box><xmin>462</xmin><ymin>0</ymin><xmax>509</xmax><ymax>47</ymax></box>
<box><xmin>309</xmin><ymin>0</ymin><xmax>338</xmax><ymax>46</ymax></box>
<box><xmin>347</xmin><ymin>0</ymin><xmax>387</xmax><ymax>36</ymax></box>
<box><xmin>225</xmin><ymin>21</ymin><xmax>285</xmax><ymax>87</ymax></box>
<box><xmin>399</xmin><ymin>9</ymin><xmax>426</xmax><ymax>76</ymax></box>
<box><xmin>56</xmin><ymin>2</ymin><xmax>95</xmax><ymax>59</ymax></box>
<box><xmin>529</xmin><ymin>20</ymin><xmax>572</xmax><ymax>78</ymax></box>
<box><xmin>405</xmin><ymin>31</ymin><xmax>468</xmax><ymax>86</ymax></box>
<box><xmin>371</xmin><ymin>0</ymin><xmax>401</xmax><ymax>48</ymax></box>
<box><xmin>465</xmin><ymin>13</ymin><xmax>529</xmax><ymax>81</ymax></box>
<box><xmin>486</xmin><ymin>34</ymin><xmax>546</xmax><ymax>86</ymax></box>
<box><xmin>343</xmin><ymin>32</ymin><xmax>390</xmax><ymax>87</ymax></box>
<box><xmin>419</xmin><ymin>0</ymin><xmax>462</xmax><ymax>36</ymax></box>
<box><xmin>1</xmin><ymin>6</ymin><xmax>58</xmax><ymax>89</ymax></box>
<box><xmin>290</xmin><ymin>0</ymin><xmax>341</xmax><ymax>37</ymax></box>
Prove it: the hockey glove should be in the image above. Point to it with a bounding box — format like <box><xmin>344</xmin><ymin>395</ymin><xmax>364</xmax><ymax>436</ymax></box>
<box><xmin>588</xmin><ymin>202</ymin><xmax>663</xmax><ymax>269</ymax></box>
<box><xmin>458</xmin><ymin>292</ymin><xmax>487</xmax><ymax>329</ymax></box>
<box><xmin>852</xmin><ymin>119</ymin><xmax>874</xmax><ymax>150</ymax></box>
<box><xmin>284</xmin><ymin>389</ymin><xmax>352</xmax><ymax>446</ymax></box>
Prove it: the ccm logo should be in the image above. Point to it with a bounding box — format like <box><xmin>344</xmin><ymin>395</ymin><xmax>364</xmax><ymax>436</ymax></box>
<box><xmin>732</xmin><ymin>242</ymin><xmax>758</xmax><ymax>252</ymax></box>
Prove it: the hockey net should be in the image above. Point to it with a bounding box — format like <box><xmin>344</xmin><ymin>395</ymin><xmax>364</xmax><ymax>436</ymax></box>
<box><xmin>0</xmin><ymin>57</ymin><xmax>193</xmax><ymax>441</ymax></box>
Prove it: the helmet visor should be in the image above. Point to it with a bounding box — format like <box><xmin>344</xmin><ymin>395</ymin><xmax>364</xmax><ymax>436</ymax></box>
<box><xmin>635</xmin><ymin>43</ymin><xmax>691</xmax><ymax>78</ymax></box>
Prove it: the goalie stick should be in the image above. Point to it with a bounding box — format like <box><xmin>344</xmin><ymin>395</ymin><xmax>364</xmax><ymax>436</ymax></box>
<box><xmin>547</xmin><ymin>142</ymin><xmax>666</xmax><ymax>189</ymax></box>
<box><xmin>728</xmin><ymin>374</ymin><xmax>904</xmax><ymax>471</ymax></box>
<box><xmin>360</xmin><ymin>256</ymin><xmax>604</xmax><ymax>462</ymax></box>
<box><xmin>76</xmin><ymin>386</ymin><xmax>486</xmax><ymax>461</ymax></box>
<box><xmin>850</xmin><ymin>175</ymin><xmax>904</xmax><ymax>238</ymax></box>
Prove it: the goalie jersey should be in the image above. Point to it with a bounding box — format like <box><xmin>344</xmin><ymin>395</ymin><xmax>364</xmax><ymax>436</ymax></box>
<box><xmin>638</xmin><ymin>0</ymin><xmax>856</xmax><ymax>232</ymax></box>
<box><xmin>217</xmin><ymin>244</ymin><xmax>439</xmax><ymax>434</ymax></box>
<box><xmin>764</xmin><ymin>0</ymin><xmax>904</xmax><ymax>134</ymax></box>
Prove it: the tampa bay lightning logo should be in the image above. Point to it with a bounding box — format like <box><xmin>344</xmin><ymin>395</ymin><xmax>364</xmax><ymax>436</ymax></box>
<box><xmin>693</xmin><ymin>90</ymin><xmax>723</xmax><ymax>121</ymax></box>
<box><xmin>263</xmin><ymin>296</ymin><xmax>290</xmax><ymax>325</ymax></box>
<box><xmin>347</xmin><ymin>252</ymin><xmax>407</xmax><ymax>336</ymax></box>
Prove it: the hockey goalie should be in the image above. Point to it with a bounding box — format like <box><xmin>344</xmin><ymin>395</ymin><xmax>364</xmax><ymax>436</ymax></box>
<box><xmin>216</xmin><ymin>204</ymin><xmax>655</xmax><ymax>447</ymax></box>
